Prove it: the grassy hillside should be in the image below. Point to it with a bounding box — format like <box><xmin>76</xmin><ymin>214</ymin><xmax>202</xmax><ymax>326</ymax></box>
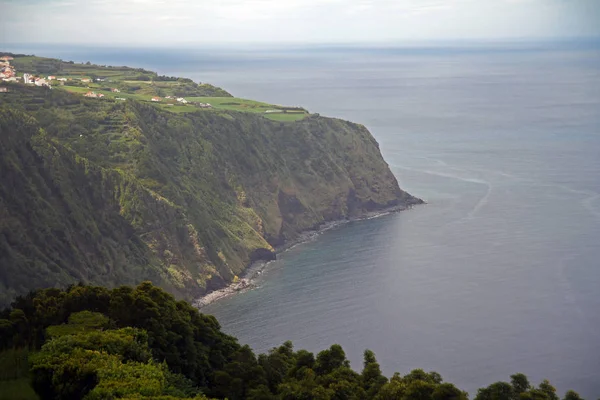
<box><xmin>0</xmin><ymin>107</ymin><xmax>194</xmax><ymax>306</ymax></box>
<box><xmin>0</xmin><ymin>62</ymin><xmax>419</xmax><ymax>307</ymax></box>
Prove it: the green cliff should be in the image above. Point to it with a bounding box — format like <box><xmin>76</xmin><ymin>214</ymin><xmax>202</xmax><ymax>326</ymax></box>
<box><xmin>0</xmin><ymin>66</ymin><xmax>420</xmax><ymax>307</ymax></box>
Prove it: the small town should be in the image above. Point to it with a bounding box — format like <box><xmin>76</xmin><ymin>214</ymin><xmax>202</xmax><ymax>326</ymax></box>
<box><xmin>1</xmin><ymin>56</ymin><xmax>52</xmax><ymax>88</ymax></box>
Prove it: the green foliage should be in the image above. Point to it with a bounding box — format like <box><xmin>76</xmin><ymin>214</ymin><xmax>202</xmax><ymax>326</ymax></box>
<box><xmin>362</xmin><ymin>350</ymin><xmax>387</xmax><ymax>397</ymax></box>
<box><xmin>563</xmin><ymin>391</ymin><xmax>583</xmax><ymax>400</ymax></box>
<box><xmin>474</xmin><ymin>375</ymin><xmax>580</xmax><ymax>400</ymax></box>
<box><xmin>315</xmin><ymin>345</ymin><xmax>350</xmax><ymax>375</ymax></box>
<box><xmin>0</xmin><ymin>283</ymin><xmax>584</xmax><ymax>400</ymax></box>
<box><xmin>46</xmin><ymin>312</ymin><xmax>110</xmax><ymax>338</ymax></box>
<box><xmin>511</xmin><ymin>373</ymin><xmax>530</xmax><ymax>395</ymax></box>
<box><xmin>0</xmin><ymin>283</ymin><xmax>240</xmax><ymax>391</ymax></box>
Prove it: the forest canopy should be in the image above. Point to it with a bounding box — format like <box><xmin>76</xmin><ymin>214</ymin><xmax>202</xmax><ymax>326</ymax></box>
<box><xmin>0</xmin><ymin>283</ymin><xmax>584</xmax><ymax>400</ymax></box>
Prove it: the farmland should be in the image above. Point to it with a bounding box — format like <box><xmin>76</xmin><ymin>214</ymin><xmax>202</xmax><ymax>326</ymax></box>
<box><xmin>7</xmin><ymin>54</ymin><xmax>310</xmax><ymax>121</ymax></box>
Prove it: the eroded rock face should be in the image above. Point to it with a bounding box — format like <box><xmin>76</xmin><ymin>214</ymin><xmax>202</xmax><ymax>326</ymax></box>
<box><xmin>0</xmin><ymin>87</ymin><xmax>420</xmax><ymax>306</ymax></box>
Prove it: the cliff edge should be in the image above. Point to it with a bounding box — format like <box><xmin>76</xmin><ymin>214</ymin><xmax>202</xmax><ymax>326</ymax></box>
<box><xmin>0</xmin><ymin>78</ymin><xmax>421</xmax><ymax>306</ymax></box>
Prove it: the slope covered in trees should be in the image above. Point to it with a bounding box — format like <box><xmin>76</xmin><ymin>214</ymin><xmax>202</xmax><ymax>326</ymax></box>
<box><xmin>0</xmin><ymin>283</ymin><xmax>585</xmax><ymax>400</ymax></box>
<box><xmin>0</xmin><ymin>83</ymin><xmax>420</xmax><ymax>307</ymax></box>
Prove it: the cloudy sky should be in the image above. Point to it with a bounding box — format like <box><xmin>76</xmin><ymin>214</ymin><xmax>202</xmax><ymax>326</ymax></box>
<box><xmin>1</xmin><ymin>0</ymin><xmax>599</xmax><ymax>45</ymax></box>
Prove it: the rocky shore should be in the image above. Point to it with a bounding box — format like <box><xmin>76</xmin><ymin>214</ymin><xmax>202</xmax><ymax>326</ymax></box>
<box><xmin>193</xmin><ymin>202</ymin><xmax>423</xmax><ymax>309</ymax></box>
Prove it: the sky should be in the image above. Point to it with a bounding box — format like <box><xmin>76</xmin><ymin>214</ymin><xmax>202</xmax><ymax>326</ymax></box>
<box><xmin>1</xmin><ymin>0</ymin><xmax>599</xmax><ymax>45</ymax></box>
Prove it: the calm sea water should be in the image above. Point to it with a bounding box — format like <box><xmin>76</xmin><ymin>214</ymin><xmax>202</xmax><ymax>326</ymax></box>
<box><xmin>6</xmin><ymin>42</ymin><xmax>600</xmax><ymax>397</ymax></box>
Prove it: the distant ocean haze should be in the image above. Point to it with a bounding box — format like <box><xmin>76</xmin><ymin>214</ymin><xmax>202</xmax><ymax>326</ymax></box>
<box><xmin>9</xmin><ymin>41</ymin><xmax>600</xmax><ymax>397</ymax></box>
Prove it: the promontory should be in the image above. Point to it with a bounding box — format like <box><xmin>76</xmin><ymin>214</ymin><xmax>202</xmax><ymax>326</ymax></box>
<box><xmin>0</xmin><ymin>53</ymin><xmax>422</xmax><ymax>307</ymax></box>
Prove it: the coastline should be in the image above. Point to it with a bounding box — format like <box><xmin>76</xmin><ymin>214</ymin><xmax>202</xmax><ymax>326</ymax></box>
<box><xmin>193</xmin><ymin>202</ymin><xmax>422</xmax><ymax>309</ymax></box>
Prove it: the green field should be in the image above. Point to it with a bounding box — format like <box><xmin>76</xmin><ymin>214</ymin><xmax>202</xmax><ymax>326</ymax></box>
<box><xmin>186</xmin><ymin>96</ymin><xmax>276</xmax><ymax>113</ymax></box>
<box><xmin>10</xmin><ymin>54</ymin><xmax>309</xmax><ymax>121</ymax></box>
<box><xmin>62</xmin><ymin>85</ymin><xmax>147</xmax><ymax>100</ymax></box>
<box><xmin>263</xmin><ymin>112</ymin><xmax>308</xmax><ymax>122</ymax></box>
<box><xmin>59</xmin><ymin>87</ymin><xmax>309</xmax><ymax>120</ymax></box>
<box><xmin>157</xmin><ymin>104</ymin><xmax>200</xmax><ymax>113</ymax></box>
<box><xmin>187</xmin><ymin>96</ymin><xmax>309</xmax><ymax>121</ymax></box>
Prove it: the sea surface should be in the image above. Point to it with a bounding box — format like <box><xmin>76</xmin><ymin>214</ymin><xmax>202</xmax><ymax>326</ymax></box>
<box><xmin>6</xmin><ymin>41</ymin><xmax>600</xmax><ymax>397</ymax></box>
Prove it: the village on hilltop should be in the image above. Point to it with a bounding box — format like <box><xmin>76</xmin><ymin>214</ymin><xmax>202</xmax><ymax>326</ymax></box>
<box><xmin>0</xmin><ymin>56</ymin><xmax>211</xmax><ymax>108</ymax></box>
<box><xmin>1</xmin><ymin>55</ymin><xmax>309</xmax><ymax>121</ymax></box>
<box><xmin>1</xmin><ymin>56</ymin><xmax>52</xmax><ymax>88</ymax></box>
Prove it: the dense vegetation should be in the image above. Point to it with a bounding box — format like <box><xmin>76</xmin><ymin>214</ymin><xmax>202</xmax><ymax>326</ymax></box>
<box><xmin>0</xmin><ymin>82</ymin><xmax>419</xmax><ymax>307</ymax></box>
<box><xmin>0</xmin><ymin>283</ymin><xmax>584</xmax><ymax>400</ymax></box>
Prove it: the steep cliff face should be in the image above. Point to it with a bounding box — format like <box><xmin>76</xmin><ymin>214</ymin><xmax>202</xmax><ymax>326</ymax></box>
<box><xmin>0</xmin><ymin>86</ymin><xmax>420</xmax><ymax>306</ymax></box>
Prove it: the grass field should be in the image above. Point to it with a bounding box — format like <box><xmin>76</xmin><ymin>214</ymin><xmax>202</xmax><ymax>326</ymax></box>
<box><xmin>58</xmin><ymin>88</ymin><xmax>309</xmax><ymax>120</ymax></box>
<box><xmin>62</xmin><ymin>85</ymin><xmax>162</xmax><ymax>102</ymax></box>
<box><xmin>187</xmin><ymin>96</ymin><xmax>309</xmax><ymax>121</ymax></box>
<box><xmin>264</xmin><ymin>112</ymin><xmax>307</xmax><ymax>122</ymax></box>
<box><xmin>185</xmin><ymin>96</ymin><xmax>276</xmax><ymax>113</ymax></box>
<box><xmin>157</xmin><ymin>104</ymin><xmax>200</xmax><ymax>113</ymax></box>
<box><xmin>62</xmin><ymin>85</ymin><xmax>142</xmax><ymax>100</ymax></box>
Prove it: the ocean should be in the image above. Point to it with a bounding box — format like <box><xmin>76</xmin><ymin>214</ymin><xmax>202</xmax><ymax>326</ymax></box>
<box><xmin>6</xmin><ymin>41</ymin><xmax>600</xmax><ymax>397</ymax></box>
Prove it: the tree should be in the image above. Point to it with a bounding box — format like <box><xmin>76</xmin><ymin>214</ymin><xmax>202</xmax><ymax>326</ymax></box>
<box><xmin>376</xmin><ymin>374</ymin><xmax>407</xmax><ymax>400</ymax></box>
<box><xmin>315</xmin><ymin>344</ymin><xmax>350</xmax><ymax>375</ymax></box>
<box><xmin>403</xmin><ymin>369</ymin><xmax>443</xmax><ymax>385</ymax></box>
<box><xmin>563</xmin><ymin>390</ymin><xmax>583</xmax><ymax>400</ymax></box>
<box><xmin>433</xmin><ymin>383</ymin><xmax>468</xmax><ymax>400</ymax></box>
<box><xmin>361</xmin><ymin>350</ymin><xmax>387</xmax><ymax>396</ymax></box>
<box><xmin>404</xmin><ymin>380</ymin><xmax>436</xmax><ymax>400</ymax></box>
<box><xmin>259</xmin><ymin>342</ymin><xmax>296</xmax><ymax>392</ymax></box>
<box><xmin>511</xmin><ymin>373</ymin><xmax>530</xmax><ymax>396</ymax></box>
<box><xmin>538</xmin><ymin>380</ymin><xmax>559</xmax><ymax>400</ymax></box>
<box><xmin>475</xmin><ymin>381</ymin><xmax>513</xmax><ymax>400</ymax></box>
